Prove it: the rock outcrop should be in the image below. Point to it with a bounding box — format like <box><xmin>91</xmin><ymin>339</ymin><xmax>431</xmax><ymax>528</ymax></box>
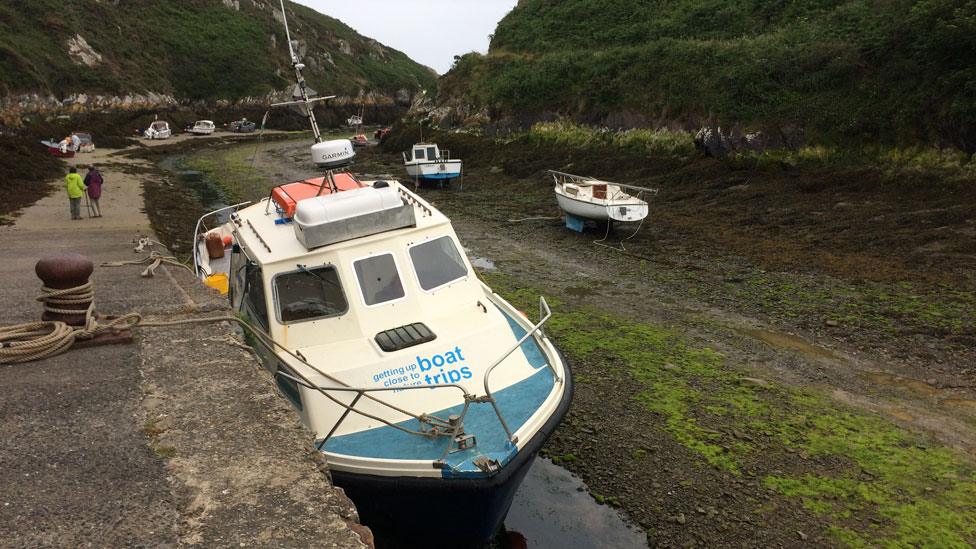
<box><xmin>66</xmin><ymin>35</ymin><xmax>103</xmax><ymax>68</ymax></box>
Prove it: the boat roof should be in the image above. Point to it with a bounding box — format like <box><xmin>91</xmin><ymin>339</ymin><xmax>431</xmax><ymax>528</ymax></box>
<box><xmin>233</xmin><ymin>177</ymin><xmax>449</xmax><ymax>267</ymax></box>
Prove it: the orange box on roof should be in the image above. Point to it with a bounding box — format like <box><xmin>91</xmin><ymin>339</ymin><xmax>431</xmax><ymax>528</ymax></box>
<box><xmin>271</xmin><ymin>173</ymin><xmax>364</xmax><ymax>217</ymax></box>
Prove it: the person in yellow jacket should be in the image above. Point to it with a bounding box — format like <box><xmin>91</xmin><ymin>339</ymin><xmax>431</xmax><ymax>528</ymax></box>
<box><xmin>64</xmin><ymin>167</ymin><xmax>87</xmax><ymax>220</ymax></box>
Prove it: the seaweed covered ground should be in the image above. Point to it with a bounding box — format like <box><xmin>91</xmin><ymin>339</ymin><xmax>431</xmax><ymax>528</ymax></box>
<box><xmin>135</xmin><ymin>134</ymin><xmax>975</xmax><ymax>547</ymax></box>
<box><xmin>0</xmin><ymin>136</ymin><xmax>68</xmax><ymax>225</ymax></box>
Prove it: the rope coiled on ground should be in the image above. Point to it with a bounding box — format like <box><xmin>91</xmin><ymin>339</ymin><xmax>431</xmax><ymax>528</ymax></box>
<box><xmin>0</xmin><ymin>283</ymin><xmax>142</xmax><ymax>365</ymax></box>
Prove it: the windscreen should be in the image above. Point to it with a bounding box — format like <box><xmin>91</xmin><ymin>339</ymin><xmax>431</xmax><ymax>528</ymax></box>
<box><xmin>409</xmin><ymin>236</ymin><xmax>468</xmax><ymax>291</ymax></box>
<box><xmin>354</xmin><ymin>254</ymin><xmax>405</xmax><ymax>306</ymax></box>
<box><xmin>275</xmin><ymin>266</ymin><xmax>348</xmax><ymax>322</ymax></box>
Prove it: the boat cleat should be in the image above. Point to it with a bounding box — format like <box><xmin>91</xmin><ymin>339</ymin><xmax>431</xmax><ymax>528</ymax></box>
<box><xmin>472</xmin><ymin>456</ymin><xmax>501</xmax><ymax>473</ymax></box>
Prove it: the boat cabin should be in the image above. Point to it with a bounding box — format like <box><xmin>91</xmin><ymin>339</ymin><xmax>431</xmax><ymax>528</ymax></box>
<box><xmin>206</xmin><ymin>178</ymin><xmax>496</xmax><ymax>428</ymax></box>
<box><xmin>190</xmin><ymin>120</ymin><xmax>215</xmax><ymax>134</ymax></box>
<box><xmin>404</xmin><ymin>143</ymin><xmax>447</xmax><ymax>164</ymax></box>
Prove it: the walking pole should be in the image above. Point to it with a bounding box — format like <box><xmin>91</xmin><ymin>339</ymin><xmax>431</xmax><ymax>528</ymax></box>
<box><xmin>84</xmin><ymin>192</ymin><xmax>93</xmax><ymax>218</ymax></box>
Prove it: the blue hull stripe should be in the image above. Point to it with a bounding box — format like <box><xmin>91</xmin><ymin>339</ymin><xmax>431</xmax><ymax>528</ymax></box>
<box><xmin>417</xmin><ymin>172</ymin><xmax>461</xmax><ymax>180</ymax></box>
<box><xmin>320</xmin><ymin>312</ymin><xmax>553</xmax><ymax>478</ymax></box>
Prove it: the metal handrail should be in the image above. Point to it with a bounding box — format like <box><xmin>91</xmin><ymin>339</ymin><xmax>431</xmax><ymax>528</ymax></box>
<box><xmin>482</xmin><ymin>296</ymin><xmax>553</xmax><ymax>443</ymax></box>
<box><xmin>192</xmin><ymin>201</ymin><xmax>251</xmax><ymax>277</ymax></box>
<box><xmin>548</xmin><ymin>169</ymin><xmax>658</xmax><ymax>195</ymax></box>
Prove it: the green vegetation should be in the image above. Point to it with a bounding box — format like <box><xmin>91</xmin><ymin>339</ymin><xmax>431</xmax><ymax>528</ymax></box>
<box><xmin>483</xmin><ymin>271</ymin><xmax>976</xmax><ymax>547</ymax></box>
<box><xmin>729</xmin><ymin>276</ymin><xmax>976</xmax><ymax>339</ymax></box>
<box><xmin>0</xmin><ymin>0</ymin><xmax>435</xmax><ymax>101</ymax></box>
<box><xmin>511</xmin><ymin>120</ymin><xmax>696</xmax><ymax>158</ymax></box>
<box><xmin>152</xmin><ymin>444</ymin><xmax>177</xmax><ymax>459</ymax></box>
<box><xmin>441</xmin><ymin>0</ymin><xmax>976</xmax><ymax>150</ymax></box>
<box><xmin>183</xmin><ymin>144</ymin><xmax>273</xmax><ymax>203</ymax></box>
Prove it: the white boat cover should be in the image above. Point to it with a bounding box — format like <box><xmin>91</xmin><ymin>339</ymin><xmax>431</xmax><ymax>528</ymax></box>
<box><xmin>293</xmin><ymin>184</ymin><xmax>416</xmax><ymax>249</ymax></box>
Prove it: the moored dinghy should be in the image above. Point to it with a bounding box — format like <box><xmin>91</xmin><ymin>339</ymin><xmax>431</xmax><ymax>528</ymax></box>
<box><xmin>191</xmin><ymin>3</ymin><xmax>572</xmax><ymax>547</ymax></box>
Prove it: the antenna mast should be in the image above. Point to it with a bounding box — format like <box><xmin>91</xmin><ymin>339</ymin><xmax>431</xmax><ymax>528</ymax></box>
<box><xmin>279</xmin><ymin>0</ymin><xmax>322</xmax><ymax>143</ymax></box>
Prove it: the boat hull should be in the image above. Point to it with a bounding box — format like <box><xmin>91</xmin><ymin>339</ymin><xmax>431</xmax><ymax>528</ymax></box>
<box><xmin>555</xmin><ymin>189</ymin><xmax>648</xmax><ymax>222</ymax></box>
<box><xmin>45</xmin><ymin>146</ymin><xmax>75</xmax><ymax>158</ymax></box>
<box><xmin>331</xmin><ymin>348</ymin><xmax>573</xmax><ymax>549</ymax></box>
<box><xmin>405</xmin><ymin>160</ymin><xmax>463</xmax><ymax>181</ymax></box>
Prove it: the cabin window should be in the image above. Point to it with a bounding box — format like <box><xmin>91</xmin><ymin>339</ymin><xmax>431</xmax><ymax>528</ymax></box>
<box><xmin>274</xmin><ymin>265</ymin><xmax>348</xmax><ymax>323</ymax></box>
<box><xmin>409</xmin><ymin>236</ymin><xmax>468</xmax><ymax>291</ymax></box>
<box><xmin>243</xmin><ymin>262</ymin><xmax>270</xmax><ymax>330</ymax></box>
<box><xmin>414</xmin><ymin>148</ymin><xmax>425</xmax><ymax>160</ymax></box>
<box><xmin>354</xmin><ymin>254</ymin><xmax>405</xmax><ymax>306</ymax></box>
<box><xmin>427</xmin><ymin>147</ymin><xmax>437</xmax><ymax>160</ymax></box>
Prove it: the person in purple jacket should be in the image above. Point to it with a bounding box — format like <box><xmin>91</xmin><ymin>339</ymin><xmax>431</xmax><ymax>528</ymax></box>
<box><xmin>84</xmin><ymin>165</ymin><xmax>103</xmax><ymax>217</ymax></box>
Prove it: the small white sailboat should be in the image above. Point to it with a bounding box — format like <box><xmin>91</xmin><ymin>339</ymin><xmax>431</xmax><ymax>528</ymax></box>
<box><xmin>188</xmin><ymin>120</ymin><xmax>215</xmax><ymax>135</ymax></box>
<box><xmin>347</xmin><ymin>114</ymin><xmax>363</xmax><ymax>128</ymax></box>
<box><xmin>143</xmin><ymin>120</ymin><xmax>172</xmax><ymax>140</ymax></box>
<box><xmin>191</xmin><ymin>4</ymin><xmax>571</xmax><ymax>547</ymax></box>
<box><xmin>550</xmin><ymin>170</ymin><xmax>655</xmax><ymax>224</ymax></box>
<box><xmin>403</xmin><ymin>143</ymin><xmax>463</xmax><ymax>183</ymax></box>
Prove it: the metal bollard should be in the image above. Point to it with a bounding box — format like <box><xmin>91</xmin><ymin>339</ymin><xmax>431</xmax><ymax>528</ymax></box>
<box><xmin>35</xmin><ymin>253</ymin><xmax>94</xmax><ymax>326</ymax></box>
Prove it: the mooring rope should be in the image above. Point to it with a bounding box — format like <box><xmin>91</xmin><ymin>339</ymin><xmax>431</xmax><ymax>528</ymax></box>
<box><xmin>101</xmin><ymin>251</ymin><xmax>193</xmax><ymax>278</ymax></box>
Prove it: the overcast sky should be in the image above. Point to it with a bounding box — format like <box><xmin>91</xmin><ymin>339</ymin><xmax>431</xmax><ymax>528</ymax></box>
<box><xmin>292</xmin><ymin>0</ymin><xmax>518</xmax><ymax>74</ymax></box>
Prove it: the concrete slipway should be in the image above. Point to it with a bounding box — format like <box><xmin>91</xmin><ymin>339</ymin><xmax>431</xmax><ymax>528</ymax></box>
<box><xmin>0</xmin><ymin>142</ymin><xmax>370</xmax><ymax>547</ymax></box>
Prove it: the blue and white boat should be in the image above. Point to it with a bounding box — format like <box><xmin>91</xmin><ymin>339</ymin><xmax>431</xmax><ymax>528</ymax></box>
<box><xmin>191</xmin><ymin>3</ymin><xmax>572</xmax><ymax>547</ymax></box>
<box><xmin>404</xmin><ymin>142</ymin><xmax>463</xmax><ymax>183</ymax></box>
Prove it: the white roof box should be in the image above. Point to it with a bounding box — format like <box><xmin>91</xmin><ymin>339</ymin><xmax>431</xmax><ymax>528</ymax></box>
<box><xmin>312</xmin><ymin>139</ymin><xmax>356</xmax><ymax>168</ymax></box>
<box><xmin>293</xmin><ymin>183</ymin><xmax>416</xmax><ymax>249</ymax></box>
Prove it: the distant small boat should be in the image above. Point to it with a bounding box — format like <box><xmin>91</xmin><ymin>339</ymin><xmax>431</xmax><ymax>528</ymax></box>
<box><xmin>403</xmin><ymin>143</ymin><xmax>463</xmax><ymax>183</ymax></box>
<box><xmin>188</xmin><ymin>120</ymin><xmax>215</xmax><ymax>135</ymax></box>
<box><xmin>40</xmin><ymin>139</ymin><xmax>75</xmax><ymax>158</ymax></box>
<box><xmin>40</xmin><ymin>131</ymin><xmax>91</xmax><ymax>157</ymax></box>
<box><xmin>72</xmin><ymin>131</ymin><xmax>95</xmax><ymax>153</ymax></box>
<box><xmin>349</xmin><ymin>133</ymin><xmax>369</xmax><ymax>147</ymax></box>
<box><xmin>550</xmin><ymin>170</ymin><xmax>654</xmax><ymax>223</ymax></box>
<box><xmin>229</xmin><ymin>118</ymin><xmax>256</xmax><ymax>133</ymax></box>
<box><xmin>143</xmin><ymin>120</ymin><xmax>172</xmax><ymax>139</ymax></box>
<box><xmin>347</xmin><ymin>114</ymin><xmax>363</xmax><ymax>128</ymax></box>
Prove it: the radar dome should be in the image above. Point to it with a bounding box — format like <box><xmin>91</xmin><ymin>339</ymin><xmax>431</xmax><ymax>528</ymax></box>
<box><xmin>312</xmin><ymin>139</ymin><xmax>355</xmax><ymax>169</ymax></box>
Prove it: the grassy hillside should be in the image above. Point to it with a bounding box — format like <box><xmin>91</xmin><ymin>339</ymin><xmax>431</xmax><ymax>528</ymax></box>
<box><xmin>0</xmin><ymin>0</ymin><xmax>436</xmax><ymax>101</ymax></box>
<box><xmin>440</xmin><ymin>0</ymin><xmax>976</xmax><ymax>150</ymax></box>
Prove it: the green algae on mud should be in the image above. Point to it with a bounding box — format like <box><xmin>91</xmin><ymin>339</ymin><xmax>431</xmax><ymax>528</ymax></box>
<box><xmin>481</xmin><ymin>271</ymin><xmax>976</xmax><ymax>547</ymax></box>
<box><xmin>182</xmin><ymin>145</ymin><xmax>274</xmax><ymax>203</ymax></box>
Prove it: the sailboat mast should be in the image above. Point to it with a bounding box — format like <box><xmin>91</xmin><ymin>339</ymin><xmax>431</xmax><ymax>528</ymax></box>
<box><xmin>279</xmin><ymin>0</ymin><xmax>322</xmax><ymax>143</ymax></box>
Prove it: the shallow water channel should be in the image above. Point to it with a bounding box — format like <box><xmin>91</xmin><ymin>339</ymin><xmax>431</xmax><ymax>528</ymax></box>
<box><xmin>161</xmin><ymin>155</ymin><xmax>647</xmax><ymax>548</ymax></box>
<box><xmin>159</xmin><ymin>155</ymin><xmax>231</xmax><ymax>212</ymax></box>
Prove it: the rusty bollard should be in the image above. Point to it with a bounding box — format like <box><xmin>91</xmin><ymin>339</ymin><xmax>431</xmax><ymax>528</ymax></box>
<box><xmin>35</xmin><ymin>253</ymin><xmax>94</xmax><ymax>326</ymax></box>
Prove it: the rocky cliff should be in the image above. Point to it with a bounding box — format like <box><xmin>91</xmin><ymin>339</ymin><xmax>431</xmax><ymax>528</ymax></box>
<box><xmin>0</xmin><ymin>0</ymin><xmax>436</xmax><ymax>125</ymax></box>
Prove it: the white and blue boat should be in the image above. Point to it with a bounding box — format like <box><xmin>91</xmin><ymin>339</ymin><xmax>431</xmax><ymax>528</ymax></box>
<box><xmin>191</xmin><ymin>3</ymin><xmax>572</xmax><ymax>546</ymax></box>
<box><xmin>404</xmin><ymin>142</ymin><xmax>463</xmax><ymax>183</ymax></box>
<box><xmin>194</xmin><ymin>171</ymin><xmax>572</xmax><ymax>547</ymax></box>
